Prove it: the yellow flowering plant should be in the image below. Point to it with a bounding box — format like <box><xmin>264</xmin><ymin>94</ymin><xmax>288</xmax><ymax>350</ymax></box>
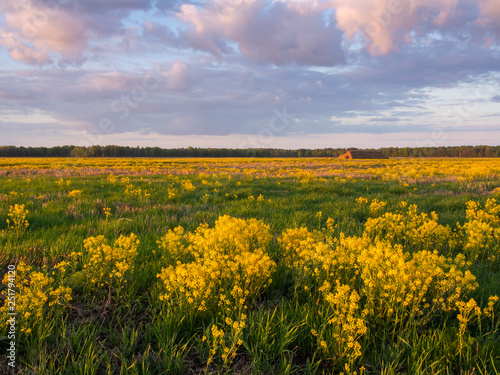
<box><xmin>203</xmin><ymin>314</ymin><xmax>246</xmax><ymax>372</ymax></box>
<box><xmin>157</xmin><ymin>215</ymin><xmax>275</xmax><ymax>315</ymax></box>
<box><xmin>67</xmin><ymin>190</ymin><xmax>82</xmax><ymax>197</ymax></box>
<box><xmin>459</xmin><ymin>199</ymin><xmax>500</xmax><ymax>263</ymax></box>
<box><xmin>279</xmin><ymin>227</ymin><xmax>479</xmax><ymax>332</ymax></box>
<box><xmin>180</xmin><ymin>179</ymin><xmax>196</xmax><ymax>192</ymax></box>
<box><xmin>369</xmin><ymin>199</ymin><xmax>387</xmax><ymax>216</ymax></box>
<box><xmin>278</xmin><ymin>228</ymin><xmax>359</xmax><ymax>296</ymax></box>
<box><xmin>124</xmin><ymin>184</ymin><xmax>150</xmax><ymax>199</ymax></box>
<box><xmin>157</xmin><ymin>226</ymin><xmax>192</xmax><ymax>264</ymax></box>
<box><xmin>314</xmin><ymin>281</ymin><xmax>367</xmax><ymax>368</ymax></box>
<box><xmin>0</xmin><ymin>262</ymin><xmax>72</xmax><ymax>336</ymax></box>
<box><xmin>357</xmin><ymin>244</ymin><xmax>478</xmax><ymax>328</ymax></box>
<box><xmin>6</xmin><ymin>204</ymin><xmax>29</xmax><ymax>234</ymax></box>
<box><xmin>71</xmin><ymin>233</ymin><xmax>139</xmax><ymax>290</ymax></box>
<box><xmin>363</xmin><ymin>203</ymin><xmax>453</xmax><ymax>253</ymax></box>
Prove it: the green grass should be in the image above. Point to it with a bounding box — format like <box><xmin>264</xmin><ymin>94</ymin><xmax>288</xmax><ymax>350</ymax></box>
<box><xmin>1</xmin><ymin>161</ymin><xmax>500</xmax><ymax>374</ymax></box>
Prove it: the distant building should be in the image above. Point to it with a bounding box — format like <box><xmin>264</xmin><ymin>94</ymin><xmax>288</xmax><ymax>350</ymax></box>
<box><xmin>338</xmin><ymin>150</ymin><xmax>389</xmax><ymax>159</ymax></box>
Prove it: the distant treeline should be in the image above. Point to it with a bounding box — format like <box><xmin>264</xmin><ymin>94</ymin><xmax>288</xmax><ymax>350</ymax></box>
<box><xmin>0</xmin><ymin>145</ymin><xmax>500</xmax><ymax>158</ymax></box>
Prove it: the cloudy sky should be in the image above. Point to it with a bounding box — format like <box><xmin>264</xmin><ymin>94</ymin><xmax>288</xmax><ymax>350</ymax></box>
<box><xmin>0</xmin><ymin>0</ymin><xmax>499</xmax><ymax>149</ymax></box>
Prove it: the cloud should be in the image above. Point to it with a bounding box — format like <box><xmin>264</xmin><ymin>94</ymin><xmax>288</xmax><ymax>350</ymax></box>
<box><xmin>0</xmin><ymin>1</ymin><xmax>87</xmax><ymax>65</ymax></box>
<box><xmin>143</xmin><ymin>20</ymin><xmax>182</xmax><ymax>47</ymax></box>
<box><xmin>176</xmin><ymin>0</ymin><xmax>346</xmax><ymax>66</ymax></box>
<box><xmin>75</xmin><ymin>0</ymin><xmax>152</xmax><ymax>13</ymax></box>
<box><xmin>85</xmin><ymin>71</ymin><xmax>136</xmax><ymax>92</ymax></box>
<box><xmin>0</xmin><ymin>58</ymin><xmax>436</xmax><ymax>139</ymax></box>
<box><xmin>171</xmin><ymin>0</ymin><xmax>499</xmax><ymax>66</ymax></box>
<box><xmin>339</xmin><ymin>0</ymin><xmax>500</xmax><ymax>55</ymax></box>
<box><xmin>1</xmin><ymin>0</ymin><xmax>498</xmax><ymax>67</ymax></box>
<box><xmin>369</xmin><ymin>117</ymin><xmax>401</xmax><ymax>122</ymax></box>
<box><xmin>0</xmin><ymin>55</ymin><xmax>498</xmax><ymax>148</ymax></box>
<box><xmin>0</xmin><ymin>0</ymin><xmax>155</xmax><ymax>66</ymax></box>
<box><xmin>1</xmin><ymin>1</ymin><xmax>499</xmax><ymax>148</ymax></box>
<box><xmin>477</xmin><ymin>0</ymin><xmax>500</xmax><ymax>39</ymax></box>
<box><xmin>163</xmin><ymin>60</ymin><xmax>189</xmax><ymax>90</ymax></box>
<box><xmin>478</xmin><ymin>0</ymin><xmax>500</xmax><ymax>20</ymax></box>
<box><xmin>331</xmin><ymin>0</ymin><xmax>466</xmax><ymax>55</ymax></box>
<box><xmin>0</xmin><ymin>30</ymin><xmax>51</xmax><ymax>65</ymax></box>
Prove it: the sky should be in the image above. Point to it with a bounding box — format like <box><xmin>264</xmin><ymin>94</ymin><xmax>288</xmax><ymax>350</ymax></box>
<box><xmin>0</xmin><ymin>0</ymin><xmax>499</xmax><ymax>149</ymax></box>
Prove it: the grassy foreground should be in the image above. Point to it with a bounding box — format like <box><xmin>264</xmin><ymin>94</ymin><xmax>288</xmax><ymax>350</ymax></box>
<box><xmin>1</xmin><ymin>157</ymin><xmax>500</xmax><ymax>374</ymax></box>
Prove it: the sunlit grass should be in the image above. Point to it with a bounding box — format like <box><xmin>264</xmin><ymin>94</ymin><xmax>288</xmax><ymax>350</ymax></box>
<box><xmin>0</xmin><ymin>157</ymin><xmax>499</xmax><ymax>374</ymax></box>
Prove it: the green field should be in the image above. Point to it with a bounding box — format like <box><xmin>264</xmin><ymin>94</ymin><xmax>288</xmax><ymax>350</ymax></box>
<box><xmin>1</xmin><ymin>158</ymin><xmax>500</xmax><ymax>374</ymax></box>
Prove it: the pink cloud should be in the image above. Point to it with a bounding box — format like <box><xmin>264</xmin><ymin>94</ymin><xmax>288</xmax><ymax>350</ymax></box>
<box><xmin>0</xmin><ymin>0</ymin><xmax>155</xmax><ymax>66</ymax></box>
<box><xmin>330</xmin><ymin>0</ymin><xmax>460</xmax><ymax>56</ymax></box>
<box><xmin>175</xmin><ymin>0</ymin><xmax>497</xmax><ymax>63</ymax></box>
<box><xmin>1</xmin><ymin>0</ymin><xmax>498</xmax><ymax>67</ymax></box>
<box><xmin>0</xmin><ymin>1</ymin><xmax>87</xmax><ymax>65</ymax></box>
<box><xmin>478</xmin><ymin>0</ymin><xmax>500</xmax><ymax>18</ymax></box>
<box><xmin>162</xmin><ymin>60</ymin><xmax>189</xmax><ymax>91</ymax></box>
<box><xmin>0</xmin><ymin>30</ymin><xmax>51</xmax><ymax>65</ymax></box>
<box><xmin>478</xmin><ymin>0</ymin><xmax>500</xmax><ymax>37</ymax></box>
<box><xmin>176</xmin><ymin>0</ymin><xmax>346</xmax><ymax>66</ymax></box>
<box><xmin>86</xmin><ymin>72</ymin><xmax>133</xmax><ymax>91</ymax></box>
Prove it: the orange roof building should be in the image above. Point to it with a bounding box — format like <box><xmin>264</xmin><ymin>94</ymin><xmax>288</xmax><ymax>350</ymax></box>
<box><xmin>339</xmin><ymin>150</ymin><xmax>389</xmax><ymax>159</ymax></box>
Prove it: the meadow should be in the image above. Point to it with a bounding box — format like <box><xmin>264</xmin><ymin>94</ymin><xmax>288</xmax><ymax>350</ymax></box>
<box><xmin>1</xmin><ymin>157</ymin><xmax>500</xmax><ymax>375</ymax></box>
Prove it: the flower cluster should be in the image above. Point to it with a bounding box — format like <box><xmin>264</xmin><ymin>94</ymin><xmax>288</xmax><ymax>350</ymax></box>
<box><xmin>0</xmin><ymin>262</ymin><xmax>72</xmax><ymax>335</ymax></box>
<box><xmin>4</xmin><ymin>157</ymin><xmax>500</xmax><ymax>182</ymax></box>
<box><xmin>356</xmin><ymin>197</ymin><xmax>368</xmax><ymax>205</ymax></box>
<box><xmin>203</xmin><ymin>314</ymin><xmax>246</xmax><ymax>371</ymax></box>
<box><xmin>103</xmin><ymin>206</ymin><xmax>112</xmax><ymax>220</ymax></box>
<box><xmin>72</xmin><ymin>233</ymin><xmax>139</xmax><ymax>289</ymax></box>
<box><xmin>460</xmin><ymin>198</ymin><xmax>500</xmax><ymax>263</ymax></box>
<box><xmin>157</xmin><ymin>226</ymin><xmax>191</xmax><ymax>264</ymax></box>
<box><xmin>167</xmin><ymin>183</ymin><xmax>177</xmax><ymax>199</ymax></box>
<box><xmin>357</xmin><ymin>244</ymin><xmax>477</xmax><ymax>326</ymax></box>
<box><xmin>124</xmin><ymin>184</ymin><xmax>150</xmax><ymax>199</ymax></box>
<box><xmin>279</xmin><ymin>228</ymin><xmax>479</xmax><ymax>332</ymax></box>
<box><xmin>68</xmin><ymin>190</ymin><xmax>82</xmax><ymax>197</ymax></box>
<box><xmin>369</xmin><ymin>199</ymin><xmax>387</xmax><ymax>216</ymax></box>
<box><xmin>157</xmin><ymin>215</ymin><xmax>275</xmax><ymax>314</ymax></box>
<box><xmin>293</xmin><ymin>170</ymin><xmax>320</xmax><ymax>183</ymax></box>
<box><xmin>180</xmin><ymin>179</ymin><xmax>196</xmax><ymax>192</ymax></box>
<box><xmin>364</xmin><ymin>203</ymin><xmax>453</xmax><ymax>252</ymax></box>
<box><xmin>315</xmin><ymin>281</ymin><xmax>367</xmax><ymax>366</ymax></box>
<box><xmin>6</xmin><ymin>204</ymin><xmax>29</xmax><ymax>233</ymax></box>
<box><xmin>107</xmin><ymin>174</ymin><xmax>117</xmax><ymax>184</ymax></box>
<box><xmin>56</xmin><ymin>178</ymin><xmax>71</xmax><ymax>187</ymax></box>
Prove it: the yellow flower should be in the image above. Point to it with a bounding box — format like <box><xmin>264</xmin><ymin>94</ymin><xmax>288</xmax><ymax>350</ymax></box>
<box><xmin>7</xmin><ymin>204</ymin><xmax>29</xmax><ymax>233</ymax></box>
<box><xmin>157</xmin><ymin>216</ymin><xmax>275</xmax><ymax>312</ymax></box>
<box><xmin>68</xmin><ymin>190</ymin><xmax>82</xmax><ymax>197</ymax></box>
<box><xmin>0</xmin><ymin>262</ymin><xmax>72</xmax><ymax>335</ymax></box>
<box><xmin>76</xmin><ymin>233</ymin><xmax>139</xmax><ymax>289</ymax></box>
